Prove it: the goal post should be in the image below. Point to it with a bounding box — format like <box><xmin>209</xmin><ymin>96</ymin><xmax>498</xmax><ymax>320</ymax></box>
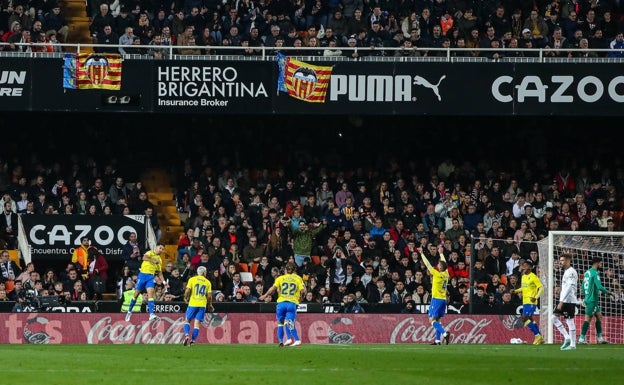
<box><xmin>538</xmin><ymin>231</ymin><xmax>624</xmax><ymax>344</ymax></box>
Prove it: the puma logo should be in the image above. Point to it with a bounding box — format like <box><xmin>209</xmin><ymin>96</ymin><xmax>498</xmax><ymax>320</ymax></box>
<box><xmin>413</xmin><ymin>75</ymin><xmax>446</xmax><ymax>101</ymax></box>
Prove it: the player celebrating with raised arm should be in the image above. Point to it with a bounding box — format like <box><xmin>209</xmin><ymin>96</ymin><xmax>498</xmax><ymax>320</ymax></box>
<box><xmin>259</xmin><ymin>262</ymin><xmax>305</xmax><ymax>347</ymax></box>
<box><xmin>552</xmin><ymin>253</ymin><xmax>578</xmax><ymax>350</ymax></box>
<box><xmin>420</xmin><ymin>245</ymin><xmax>451</xmax><ymax>345</ymax></box>
<box><xmin>514</xmin><ymin>258</ymin><xmax>545</xmax><ymax>345</ymax></box>
<box><xmin>125</xmin><ymin>243</ymin><xmax>166</xmax><ymax>322</ymax></box>
<box><xmin>578</xmin><ymin>256</ymin><xmax>611</xmax><ymax>344</ymax></box>
<box><xmin>182</xmin><ymin>266</ymin><xmax>214</xmax><ymax>346</ymax></box>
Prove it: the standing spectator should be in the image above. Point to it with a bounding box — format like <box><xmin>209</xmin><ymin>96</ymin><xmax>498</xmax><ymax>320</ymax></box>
<box><xmin>87</xmin><ymin>248</ymin><xmax>108</xmax><ymax>298</ymax></box>
<box><xmin>145</xmin><ymin>206</ymin><xmax>162</xmax><ymax>242</ymax></box>
<box><xmin>71</xmin><ymin>236</ymin><xmax>95</xmax><ymax>280</ymax></box>
<box><xmin>0</xmin><ymin>200</ymin><xmax>17</xmax><ymax>249</ymax></box>
<box><xmin>285</xmin><ymin>217</ymin><xmax>325</xmax><ymax>268</ymax></box>
<box><xmin>121</xmin><ymin>231</ymin><xmax>143</xmax><ymax>272</ymax></box>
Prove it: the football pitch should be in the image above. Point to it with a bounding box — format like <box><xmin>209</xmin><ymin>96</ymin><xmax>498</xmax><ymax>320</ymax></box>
<box><xmin>2</xmin><ymin>343</ymin><xmax>622</xmax><ymax>385</ymax></box>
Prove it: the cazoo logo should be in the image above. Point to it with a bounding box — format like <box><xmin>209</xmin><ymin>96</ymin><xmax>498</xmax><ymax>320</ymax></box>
<box><xmin>492</xmin><ymin>75</ymin><xmax>624</xmax><ymax>103</ymax></box>
<box><xmin>28</xmin><ymin>224</ymin><xmax>139</xmax><ymax>246</ymax></box>
<box><xmin>329</xmin><ymin>74</ymin><xmax>446</xmax><ymax>102</ymax></box>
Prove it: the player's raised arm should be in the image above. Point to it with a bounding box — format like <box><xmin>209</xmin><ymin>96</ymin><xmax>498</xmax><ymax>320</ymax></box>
<box><xmin>419</xmin><ymin>247</ymin><xmax>434</xmax><ymax>272</ymax></box>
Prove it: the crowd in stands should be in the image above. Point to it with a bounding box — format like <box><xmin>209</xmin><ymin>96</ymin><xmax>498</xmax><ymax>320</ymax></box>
<box><xmin>0</xmin><ymin>119</ymin><xmax>623</xmax><ymax>314</ymax></box>
<box><xmin>0</xmin><ymin>1</ymin><xmax>68</xmax><ymax>52</ymax></box>
<box><xmin>3</xmin><ymin>0</ymin><xmax>624</xmax><ymax>57</ymax></box>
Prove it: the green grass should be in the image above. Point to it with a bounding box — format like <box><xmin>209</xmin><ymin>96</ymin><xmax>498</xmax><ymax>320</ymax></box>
<box><xmin>1</xmin><ymin>344</ymin><xmax>622</xmax><ymax>385</ymax></box>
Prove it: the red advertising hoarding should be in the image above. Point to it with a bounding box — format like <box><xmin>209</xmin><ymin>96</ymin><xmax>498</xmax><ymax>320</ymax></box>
<box><xmin>0</xmin><ymin>313</ymin><xmax>551</xmax><ymax>344</ymax></box>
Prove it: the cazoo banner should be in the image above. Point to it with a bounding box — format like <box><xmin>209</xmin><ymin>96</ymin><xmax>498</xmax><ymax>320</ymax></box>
<box><xmin>19</xmin><ymin>215</ymin><xmax>147</xmax><ymax>262</ymax></box>
<box><xmin>2</xmin><ymin>57</ymin><xmax>623</xmax><ymax>115</ymax></box>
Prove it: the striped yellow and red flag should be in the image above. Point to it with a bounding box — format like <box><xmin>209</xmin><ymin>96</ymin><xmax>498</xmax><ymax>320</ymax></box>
<box><xmin>75</xmin><ymin>53</ymin><xmax>122</xmax><ymax>90</ymax></box>
<box><xmin>284</xmin><ymin>57</ymin><xmax>332</xmax><ymax>103</ymax></box>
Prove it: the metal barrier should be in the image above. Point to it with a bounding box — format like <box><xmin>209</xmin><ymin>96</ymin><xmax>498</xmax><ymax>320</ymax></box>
<box><xmin>2</xmin><ymin>41</ymin><xmax>624</xmax><ymax>63</ymax></box>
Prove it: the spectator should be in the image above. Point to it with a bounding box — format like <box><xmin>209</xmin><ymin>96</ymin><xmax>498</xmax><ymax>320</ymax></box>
<box><xmin>93</xmin><ymin>24</ymin><xmax>119</xmax><ymax>53</ymax></box>
<box><xmin>523</xmin><ymin>9</ymin><xmax>549</xmax><ymax>47</ymax></box>
<box><xmin>607</xmin><ymin>32</ymin><xmax>624</xmax><ymax>58</ymax></box>
<box><xmin>89</xmin><ymin>3</ymin><xmax>114</xmax><ymax>37</ymax></box>
<box><xmin>341</xmin><ymin>293</ymin><xmax>364</xmax><ymax>313</ymax></box>
<box><xmin>70</xmin><ymin>236</ymin><xmax>94</xmax><ymax>280</ymax></box>
<box><xmin>87</xmin><ymin>248</ymin><xmax>108</xmax><ymax>299</ymax></box>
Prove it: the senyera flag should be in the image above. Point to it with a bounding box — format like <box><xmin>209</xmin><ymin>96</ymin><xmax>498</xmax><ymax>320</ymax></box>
<box><xmin>276</xmin><ymin>53</ymin><xmax>333</xmax><ymax>103</ymax></box>
<box><xmin>63</xmin><ymin>53</ymin><xmax>122</xmax><ymax>90</ymax></box>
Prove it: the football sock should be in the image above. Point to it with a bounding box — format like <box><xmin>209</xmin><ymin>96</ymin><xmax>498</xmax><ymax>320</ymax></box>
<box><xmin>192</xmin><ymin>327</ymin><xmax>199</xmax><ymax>341</ymax></box>
<box><xmin>148</xmin><ymin>298</ymin><xmax>154</xmax><ymax>314</ymax></box>
<box><xmin>552</xmin><ymin>316</ymin><xmax>569</xmax><ymax>340</ymax></box>
<box><xmin>287</xmin><ymin>319</ymin><xmax>300</xmax><ymax>341</ymax></box>
<box><xmin>432</xmin><ymin>321</ymin><xmax>445</xmax><ymax>336</ymax></box>
<box><xmin>527</xmin><ymin>321</ymin><xmax>539</xmax><ymax>335</ymax></box>
<box><xmin>290</xmin><ymin>328</ymin><xmax>300</xmax><ymax>341</ymax></box>
<box><xmin>277</xmin><ymin>322</ymin><xmax>285</xmax><ymax>342</ymax></box>
<box><xmin>183</xmin><ymin>323</ymin><xmax>190</xmax><ymax>335</ymax></box>
<box><xmin>596</xmin><ymin>319</ymin><xmax>602</xmax><ymax>338</ymax></box>
<box><xmin>566</xmin><ymin>319</ymin><xmax>576</xmax><ymax>347</ymax></box>
<box><xmin>580</xmin><ymin>321</ymin><xmax>590</xmax><ymax>339</ymax></box>
<box><xmin>128</xmin><ymin>299</ymin><xmax>136</xmax><ymax>311</ymax></box>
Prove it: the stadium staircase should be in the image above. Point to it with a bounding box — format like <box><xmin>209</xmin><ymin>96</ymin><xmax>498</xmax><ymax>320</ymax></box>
<box><xmin>58</xmin><ymin>0</ymin><xmax>93</xmax><ymax>53</ymax></box>
<box><xmin>140</xmin><ymin>168</ymin><xmax>185</xmax><ymax>267</ymax></box>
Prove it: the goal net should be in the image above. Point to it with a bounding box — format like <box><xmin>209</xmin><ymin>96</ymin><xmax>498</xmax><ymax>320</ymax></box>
<box><xmin>538</xmin><ymin>231</ymin><xmax>624</xmax><ymax>344</ymax></box>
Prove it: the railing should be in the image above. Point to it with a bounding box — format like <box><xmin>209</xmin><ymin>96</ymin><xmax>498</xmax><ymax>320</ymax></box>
<box><xmin>2</xmin><ymin>42</ymin><xmax>624</xmax><ymax>63</ymax></box>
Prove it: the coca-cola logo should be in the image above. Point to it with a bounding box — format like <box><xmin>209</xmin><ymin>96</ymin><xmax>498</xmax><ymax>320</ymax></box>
<box><xmin>87</xmin><ymin>314</ymin><xmax>229</xmax><ymax>344</ymax></box>
<box><xmin>24</xmin><ymin>316</ymin><xmax>51</xmax><ymax>344</ymax></box>
<box><xmin>202</xmin><ymin>312</ymin><xmax>227</xmax><ymax>328</ymax></box>
<box><xmin>328</xmin><ymin>317</ymin><xmax>354</xmax><ymax>344</ymax></box>
<box><xmin>389</xmin><ymin>317</ymin><xmax>491</xmax><ymax>344</ymax></box>
<box><xmin>499</xmin><ymin>314</ymin><xmax>524</xmax><ymax>330</ymax></box>
<box><xmin>87</xmin><ymin>316</ymin><xmax>188</xmax><ymax>344</ymax></box>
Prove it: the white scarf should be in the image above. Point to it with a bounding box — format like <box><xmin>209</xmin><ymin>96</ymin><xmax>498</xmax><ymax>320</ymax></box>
<box><xmin>1</xmin><ymin>260</ymin><xmax>15</xmax><ymax>279</ymax></box>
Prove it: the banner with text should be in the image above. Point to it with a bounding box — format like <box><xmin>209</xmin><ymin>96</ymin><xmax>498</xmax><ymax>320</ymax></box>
<box><xmin>19</xmin><ymin>215</ymin><xmax>147</xmax><ymax>262</ymax></box>
<box><xmin>0</xmin><ymin>313</ymin><xmax>560</xmax><ymax>344</ymax></box>
<box><xmin>3</xmin><ymin>57</ymin><xmax>624</xmax><ymax>115</ymax></box>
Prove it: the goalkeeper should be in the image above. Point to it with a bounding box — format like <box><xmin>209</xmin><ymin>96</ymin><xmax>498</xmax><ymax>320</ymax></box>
<box><xmin>578</xmin><ymin>256</ymin><xmax>611</xmax><ymax>344</ymax></box>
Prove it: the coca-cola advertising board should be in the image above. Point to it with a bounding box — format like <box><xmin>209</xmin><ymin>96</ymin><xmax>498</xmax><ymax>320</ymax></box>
<box><xmin>0</xmin><ymin>313</ymin><xmax>556</xmax><ymax>344</ymax></box>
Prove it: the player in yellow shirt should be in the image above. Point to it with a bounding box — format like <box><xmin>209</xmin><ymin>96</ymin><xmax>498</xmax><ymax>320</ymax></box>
<box><xmin>421</xmin><ymin>245</ymin><xmax>451</xmax><ymax>345</ymax></box>
<box><xmin>259</xmin><ymin>262</ymin><xmax>305</xmax><ymax>347</ymax></box>
<box><xmin>514</xmin><ymin>258</ymin><xmax>545</xmax><ymax>345</ymax></box>
<box><xmin>125</xmin><ymin>243</ymin><xmax>166</xmax><ymax>322</ymax></box>
<box><xmin>182</xmin><ymin>266</ymin><xmax>214</xmax><ymax>346</ymax></box>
